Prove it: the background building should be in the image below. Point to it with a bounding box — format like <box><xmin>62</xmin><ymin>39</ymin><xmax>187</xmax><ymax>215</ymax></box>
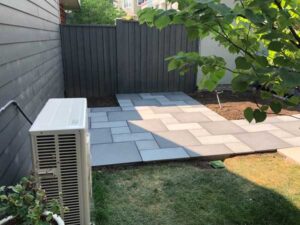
<box><xmin>114</xmin><ymin>0</ymin><xmax>178</xmax><ymax>18</ymax></box>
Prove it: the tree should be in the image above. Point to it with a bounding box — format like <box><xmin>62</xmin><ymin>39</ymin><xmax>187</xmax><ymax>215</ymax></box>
<box><xmin>67</xmin><ymin>0</ymin><xmax>125</xmax><ymax>25</ymax></box>
<box><xmin>138</xmin><ymin>0</ymin><xmax>300</xmax><ymax>122</ymax></box>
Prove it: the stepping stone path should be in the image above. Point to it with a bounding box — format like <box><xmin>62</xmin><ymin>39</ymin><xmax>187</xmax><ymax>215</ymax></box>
<box><xmin>90</xmin><ymin>92</ymin><xmax>300</xmax><ymax>166</ymax></box>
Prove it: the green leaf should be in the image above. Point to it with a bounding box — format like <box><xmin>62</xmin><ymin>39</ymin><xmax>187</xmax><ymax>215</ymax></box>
<box><xmin>273</xmin><ymin>56</ymin><xmax>286</xmax><ymax>66</ymax></box>
<box><xmin>186</xmin><ymin>26</ymin><xmax>199</xmax><ymax>40</ymax></box>
<box><xmin>245</xmin><ymin>9</ymin><xmax>265</xmax><ymax>24</ymax></box>
<box><xmin>260</xmin><ymin>105</ymin><xmax>269</xmax><ymax>111</ymax></box>
<box><xmin>244</xmin><ymin>107</ymin><xmax>254</xmax><ymax>123</ymax></box>
<box><xmin>232</xmin><ymin>75</ymin><xmax>250</xmax><ymax>92</ymax></box>
<box><xmin>253</xmin><ymin>109</ymin><xmax>267</xmax><ymax>122</ymax></box>
<box><xmin>279</xmin><ymin>69</ymin><xmax>300</xmax><ymax>88</ymax></box>
<box><xmin>286</xmin><ymin>96</ymin><xmax>300</xmax><ymax>106</ymax></box>
<box><xmin>235</xmin><ymin>57</ymin><xmax>251</xmax><ymax>70</ymax></box>
<box><xmin>256</xmin><ymin>56</ymin><xmax>268</xmax><ymax>67</ymax></box>
<box><xmin>154</xmin><ymin>14</ymin><xmax>171</xmax><ymax>29</ymax></box>
<box><xmin>260</xmin><ymin>91</ymin><xmax>272</xmax><ymax>99</ymax></box>
<box><xmin>268</xmin><ymin>41</ymin><xmax>284</xmax><ymax>52</ymax></box>
<box><xmin>168</xmin><ymin>60</ymin><xmax>180</xmax><ymax>71</ymax></box>
<box><xmin>270</xmin><ymin>101</ymin><xmax>282</xmax><ymax>114</ymax></box>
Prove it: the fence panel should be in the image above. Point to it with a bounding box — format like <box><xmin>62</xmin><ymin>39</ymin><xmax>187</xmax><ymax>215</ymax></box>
<box><xmin>61</xmin><ymin>25</ymin><xmax>117</xmax><ymax>97</ymax></box>
<box><xmin>116</xmin><ymin>20</ymin><xmax>198</xmax><ymax>94</ymax></box>
<box><xmin>60</xmin><ymin>21</ymin><xmax>198</xmax><ymax>97</ymax></box>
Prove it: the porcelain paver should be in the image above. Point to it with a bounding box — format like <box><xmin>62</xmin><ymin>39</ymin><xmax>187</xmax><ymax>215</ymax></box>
<box><xmin>196</xmin><ymin>135</ymin><xmax>239</xmax><ymax>145</ymax></box>
<box><xmin>136</xmin><ymin>140</ymin><xmax>159</xmax><ymax>150</ymax></box>
<box><xmin>201</xmin><ymin>121</ymin><xmax>244</xmax><ymax>135</ymax></box>
<box><xmin>154</xmin><ymin>130</ymin><xmax>201</xmax><ymax>148</ymax></box>
<box><xmin>111</xmin><ymin>126</ymin><xmax>131</xmax><ymax>134</ymax></box>
<box><xmin>278</xmin><ymin>147</ymin><xmax>300</xmax><ymax>164</ymax></box>
<box><xmin>129</xmin><ymin>119</ymin><xmax>168</xmax><ymax>133</ymax></box>
<box><xmin>140</xmin><ymin>147</ymin><xmax>190</xmax><ymax>162</ymax></box>
<box><xmin>92</xmin><ymin>121</ymin><xmax>127</xmax><ymax>129</ymax></box>
<box><xmin>185</xmin><ymin>144</ymin><xmax>233</xmax><ymax>158</ymax></box>
<box><xmin>92</xmin><ymin>142</ymin><xmax>142</xmax><ymax>166</ymax></box>
<box><xmin>273</xmin><ymin>121</ymin><xmax>300</xmax><ymax>136</ymax></box>
<box><xmin>173</xmin><ymin>112</ymin><xmax>211</xmax><ymax>123</ymax></box>
<box><xmin>108</xmin><ymin>111</ymin><xmax>142</xmax><ymax>121</ymax></box>
<box><xmin>166</xmin><ymin>123</ymin><xmax>202</xmax><ymax>131</ymax></box>
<box><xmin>225</xmin><ymin>142</ymin><xmax>254</xmax><ymax>153</ymax></box>
<box><xmin>235</xmin><ymin>132</ymin><xmax>291</xmax><ymax>151</ymax></box>
<box><xmin>89</xmin><ymin>92</ymin><xmax>300</xmax><ymax>166</ymax></box>
<box><xmin>113</xmin><ymin>132</ymin><xmax>154</xmax><ymax>142</ymax></box>
<box><xmin>90</xmin><ymin>129</ymin><xmax>112</xmax><ymax>144</ymax></box>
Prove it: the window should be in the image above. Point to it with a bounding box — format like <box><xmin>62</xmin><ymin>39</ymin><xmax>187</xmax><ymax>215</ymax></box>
<box><xmin>137</xmin><ymin>0</ymin><xmax>146</xmax><ymax>5</ymax></box>
<box><xmin>123</xmin><ymin>0</ymin><xmax>132</xmax><ymax>8</ymax></box>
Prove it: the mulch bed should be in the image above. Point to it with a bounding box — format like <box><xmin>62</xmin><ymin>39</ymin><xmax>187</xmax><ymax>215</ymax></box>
<box><xmin>87</xmin><ymin>96</ymin><xmax>118</xmax><ymax>108</ymax></box>
<box><xmin>190</xmin><ymin>90</ymin><xmax>300</xmax><ymax>120</ymax></box>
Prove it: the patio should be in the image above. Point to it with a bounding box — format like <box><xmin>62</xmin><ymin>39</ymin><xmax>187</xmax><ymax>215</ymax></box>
<box><xmin>89</xmin><ymin>92</ymin><xmax>300</xmax><ymax>166</ymax></box>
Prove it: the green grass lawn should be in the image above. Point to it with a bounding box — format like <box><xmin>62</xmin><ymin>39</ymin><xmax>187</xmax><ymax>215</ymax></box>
<box><xmin>92</xmin><ymin>154</ymin><xmax>300</xmax><ymax>225</ymax></box>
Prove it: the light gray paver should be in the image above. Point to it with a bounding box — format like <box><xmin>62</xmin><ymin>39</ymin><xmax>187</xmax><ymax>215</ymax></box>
<box><xmin>196</xmin><ymin>135</ymin><xmax>240</xmax><ymax>145</ymax></box>
<box><xmin>225</xmin><ymin>142</ymin><xmax>254</xmax><ymax>153</ymax></box>
<box><xmin>113</xmin><ymin>132</ymin><xmax>154</xmax><ymax>142</ymax></box>
<box><xmin>154</xmin><ymin>130</ymin><xmax>201</xmax><ymax>148</ymax></box>
<box><xmin>92</xmin><ymin>121</ymin><xmax>127</xmax><ymax>129</ymax></box>
<box><xmin>108</xmin><ymin>111</ymin><xmax>142</xmax><ymax>121</ymax></box>
<box><xmin>133</xmin><ymin>99</ymin><xmax>161</xmax><ymax>106</ymax></box>
<box><xmin>189</xmin><ymin>128</ymin><xmax>211</xmax><ymax>137</ymax></box>
<box><xmin>91</xmin><ymin>115</ymin><xmax>108</xmax><ymax>122</ymax></box>
<box><xmin>90</xmin><ymin>92</ymin><xmax>300</xmax><ymax>166</ymax></box>
<box><xmin>151</xmin><ymin>106</ymin><xmax>183</xmax><ymax>113</ymax></box>
<box><xmin>200</xmin><ymin>121</ymin><xmax>245</xmax><ymax>135</ymax></box>
<box><xmin>235</xmin><ymin>132</ymin><xmax>291</xmax><ymax>151</ymax></box>
<box><xmin>111</xmin><ymin>126</ymin><xmax>130</xmax><ymax>134</ymax></box>
<box><xmin>116</xmin><ymin>94</ymin><xmax>142</xmax><ymax>101</ymax></box>
<box><xmin>173</xmin><ymin>112</ymin><xmax>211</xmax><ymax>123</ymax></box>
<box><xmin>238</xmin><ymin>123</ymin><xmax>279</xmax><ymax>132</ymax></box>
<box><xmin>89</xmin><ymin>112</ymin><xmax>107</xmax><ymax>117</ymax></box>
<box><xmin>278</xmin><ymin>147</ymin><xmax>300</xmax><ymax>164</ymax></box>
<box><xmin>166</xmin><ymin>123</ymin><xmax>202</xmax><ymax>131</ymax></box>
<box><xmin>136</xmin><ymin>140</ymin><xmax>159</xmax><ymax>150</ymax></box>
<box><xmin>268</xmin><ymin>129</ymin><xmax>294</xmax><ymax>138</ymax></box>
<box><xmin>140</xmin><ymin>147</ymin><xmax>190</xmax><ymax>162</ymax></box>
<box><xmin>92</xmin><ymin>142</ymin><xmax>142</xmax><ymax>166</ymax></box>
<box><xmin>128</xmin><ymin>119</ymin><xmax>168</xmax><ymax>133</ymax></box>
<box><xmin>91</xmin><ymin>107</ymin><xmax>121</xmax><ymax>112</ymax></box>
<box><xmin>90</xmin><ymin>128</ymin><xmax>112</xmax><ymax>144</ymax></box>
<box><xmin>282</xmin><ymin>137</ymin><xmax>300</xmax><ymax>146</ymax></box>
<box><xmin>185</xmin><ymin>144</ymin><xmax>233</xmax><ymax>158</ymax></box>
<box><xmin>273</xmin><ymin>121</ymin><xmax>300</xmax><ymax>136</ymax></box>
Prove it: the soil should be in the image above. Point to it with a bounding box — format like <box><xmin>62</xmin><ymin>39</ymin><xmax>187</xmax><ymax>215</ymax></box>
<box><xmin>189</xmin><ymin>90</ymin><xmax>300</xmax><ymax>120</ymax></box>
<box><xmin>87</xmin><ymin>96</ymin><xmax>118</xmax><ymax>108</ymax></box>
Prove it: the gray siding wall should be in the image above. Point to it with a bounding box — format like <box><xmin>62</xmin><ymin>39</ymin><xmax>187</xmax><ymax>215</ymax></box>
<box><xmin>0</xmin><ymin>0</ymin><xmax>64</xmax><ymax>185</ymax></box>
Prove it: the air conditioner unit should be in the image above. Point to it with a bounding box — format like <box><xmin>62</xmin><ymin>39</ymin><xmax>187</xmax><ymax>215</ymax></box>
<box><xmin>29</xmin><ymin>98</ymin><xmax>91</xmax><ymax>225</ymax></box>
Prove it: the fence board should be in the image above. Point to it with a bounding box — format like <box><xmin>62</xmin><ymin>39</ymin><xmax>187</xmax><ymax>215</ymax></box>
<box><xmin>60</xmin><ymin>20</ymin><xmax>198</xmax><ymax>97</ymax></box>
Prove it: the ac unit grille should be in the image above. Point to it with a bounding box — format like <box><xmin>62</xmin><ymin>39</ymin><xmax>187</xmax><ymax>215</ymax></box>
<box><xmin>58</xmin><ymin>134</ymin><xmax>81</xmax><ymax>225</ymax></box>
<box><xmin>36</xmin><ymin>135</ymin><xmax>56</xmax><ymax>169</ymax></box>
<box><xmin>40</xmin><ymin>176</ymin><xmax>59</xmax><ymax>200</ymax></box>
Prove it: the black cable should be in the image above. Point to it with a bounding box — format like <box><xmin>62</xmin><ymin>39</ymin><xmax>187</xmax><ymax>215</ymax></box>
<box><xmin>0</xmin><ymin>100</ymin><xmax>33</xmax><ymax>125</ymax></box>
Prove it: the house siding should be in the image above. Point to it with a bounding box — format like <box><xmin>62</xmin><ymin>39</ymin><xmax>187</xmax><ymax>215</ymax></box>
<box><xmin>0</xmin><ymin>0</ymin><xmax>64</xmax><ymax>185</ymax></box>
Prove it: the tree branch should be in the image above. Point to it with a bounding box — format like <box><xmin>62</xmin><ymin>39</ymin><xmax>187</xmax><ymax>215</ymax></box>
<box><xmin>209</xmin><ymin>21</ymin><xmax>256</xmax><ymax>59</ymax></box>
<box><xmin>274</xmin><ymin>0</ymin><xmax>300</xmax><ymax>47</ymax></box>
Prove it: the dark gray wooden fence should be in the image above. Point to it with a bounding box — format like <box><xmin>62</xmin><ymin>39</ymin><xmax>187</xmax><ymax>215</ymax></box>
<box><xmin>60</xmin><ymin>20</ymin><xmax>198</xmax><ymax>97</ymax></box>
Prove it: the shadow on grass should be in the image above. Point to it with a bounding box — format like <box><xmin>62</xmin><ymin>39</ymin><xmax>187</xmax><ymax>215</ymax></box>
<box><xmin>92</xmin><ymin>161</ymin><xmax>300</xmax><ymax>225</ymax></box>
